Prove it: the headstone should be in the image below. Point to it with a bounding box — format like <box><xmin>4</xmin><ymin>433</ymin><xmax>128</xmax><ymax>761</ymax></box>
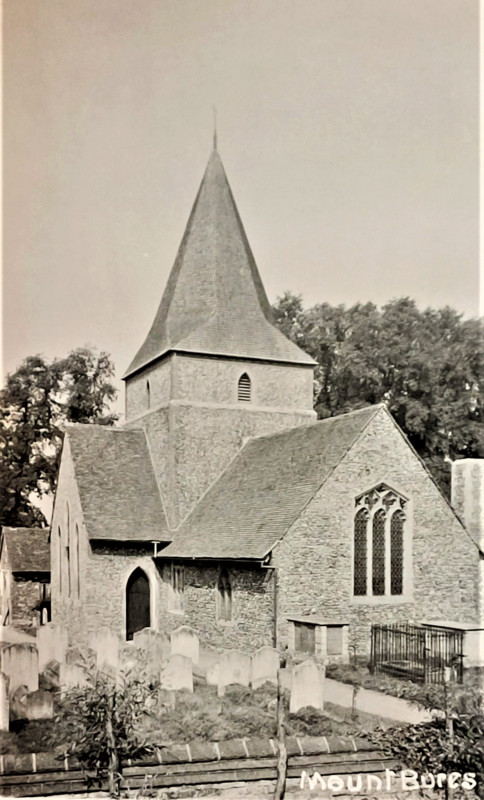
<box><xmin>59</xmin><ymin>662</ymin><xmax>88</xmax><ymax>693</ymax></box>
<box><xmin>65</xmin><ymin>645</ymin><xmax>96</xmax><ymax>670</ymax></box>
<box><xmin>0</xmin><ymin>672</ymin><xmax>9</xmax><ymax>731</ymax></box>
<box><xmin>251</xmin><ymin>646</ymin><xmax>279</xmax><ymax>689</ymax></box>
<box><xmin>10</xmin><ymin>688</ymin><xmax>54</xmax><ymax>721</ymax></box>
<box><xmin>160</xmin><ymin>654</ymin><xmax>193</xmax><ymax>692</ymax></box>
<box><xmin>37</xmin><ymin>624</ymin><xmax>68</xmax><ymax>672</ymax></box>
<box><xmin>0</xmin><ymin>643</ymin><xmax>38</xmax><ymax>694</ymax></box>
<box><xmin>90</xmin><ymin>628</ymin><xmax>120</xmax><ymax>672</ymax></box>
<box><xmin>218</xmin><ymin>650</ymin><xmax>251</xmax><ymax>696</ymax></box>
<box><xmin>205</xmin><ymin>660</ymin><xmax>220</xmax><ymax>686</ymax></box>
<box><xmin>170</xmin><ymin>626</ymin><xmax>199</xmax><ymax>664</ymax></box>
<box><xmin>24</xmin><ymin>690</ymin><xmax>54</xmax><ymax>720</ymax></box>
<box><xmin>133</xmin><ymin>628</ymin><xmax>169</xmax><ymax>675</ymax></box>
<box><xmin>290</xmin><ymin>659</ymin><xmax>324</xmax><ymax>713</ymax></box>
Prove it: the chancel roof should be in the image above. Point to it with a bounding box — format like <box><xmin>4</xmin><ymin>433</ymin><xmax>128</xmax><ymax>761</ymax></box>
<box><xmin>124</xmin><ymin>149</ymin><xmax>314</xmax><ymax>378</ymax></box>
<box><xmin>66</xmin><ymin>426</ymin><xmax>169</xmax><ymax>543</ymax></box>
<box><xmin>161</xmin><ymin>405</ymin><xmax>382</xmax><ymax>561</ymax></box>
<box><xmin>1</xmin><ymin>528</ymin><xmax>50</xmax><ymax>573</ymax></box>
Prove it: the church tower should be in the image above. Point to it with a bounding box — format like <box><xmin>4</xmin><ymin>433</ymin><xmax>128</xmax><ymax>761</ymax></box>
<box><xmin>123</xmin><ymin>146</ymin><xmax>316</xmax><ymax>527</ymax></box>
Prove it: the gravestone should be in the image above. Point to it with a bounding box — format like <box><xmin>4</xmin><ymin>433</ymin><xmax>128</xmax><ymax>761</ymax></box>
<box><xmin>59</xmin><ymin>662</ymin><xmax>88</xmax><ymax>693</ymax></box>
<box><xmin>0</xmin><ymin>672</ymin><xmax>9</xmax><ymax>731</ymax></box>
<box><xmin>1</xmin><ymin>643</ymin><xmax>38</xmax><ymax>694</ymax></box>
<box><xmin>160</xmin><ymin>654</ymin><xmax>193</xmax><ymax>692</ymax></box>
<box><xmin>170</xmin><ymin>626</ymin><xmax>199</xmax><ymax>664</ymax></box>
<box><xmin>251</xmin><ymin>646</ymin><xmax>279</xmax><ymax>689</ymax></box>
<box><xmin>290</xmin><ymin>659</ymin><xmax>324</xmax><ymax>713</ymax></box>
<box><xmin>10</xmin><ymin>688</ymin><xmax>54</xmax><ymax>721</ymax></box>
<box><xmin>133</xmin><ymin>628</ymin><xmax>169</xmax><ymax>675</ymax></box>
<box><xmin>37</xmin><ymin>624</ymin><xmax>68</xmax><ymax>672</ymax></box>
<box><xmin>205</xmin><ymin>660</ymin><xmax>220</xmax><ymax>686</ymax></box>
<box><xmin>218</xmin><ymin>650</ymin><xmax>251</xmax><ymax>696</ymax></box>
<box><xmin>90</xmin><ymin>628</ymin><xmax>120</xmax><ymax>672</ymax></box>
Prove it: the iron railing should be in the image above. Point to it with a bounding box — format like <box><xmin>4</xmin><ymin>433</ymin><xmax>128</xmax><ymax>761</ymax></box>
<box><xmin>370</xmin><ymin>622</ymin><xmax>464</xmax><ymax>684</ymax></box>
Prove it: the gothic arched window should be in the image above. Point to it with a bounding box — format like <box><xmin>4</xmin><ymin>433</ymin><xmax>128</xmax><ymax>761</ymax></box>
<box><xmin>353</xmin><ymin>484</ymin><xmax>408</xmax><ymax>598</ymax></box>
<box><xmin>126</xmin><ymin>568</ymin><xmax>150</xmax><ymax>640</ymax></box>
<box><xmin>217</xmin><ymin>568</ymin><xmax>232</xmax><ymax>621</ymax></box>
<box><xmin>237</xmin><ymin>373</ymin><xmax>251</xmax><ymax>402</ymax></box>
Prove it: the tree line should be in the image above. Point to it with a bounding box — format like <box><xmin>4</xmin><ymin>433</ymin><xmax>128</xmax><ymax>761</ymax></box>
<box><xmin>272</xmin><ymin>293</ymin><xmax>482</xmax><ymax>494</ymax></box>
<box><xmin>0</xmin><ymin>296</ymin><xmax>481</xmax><ymax>527</ymax></box>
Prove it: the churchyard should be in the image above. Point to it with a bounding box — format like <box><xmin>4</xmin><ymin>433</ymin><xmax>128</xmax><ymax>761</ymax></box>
<box><xmin>0</xmin><ymin>623</ymin><xmax>482</xmax><ymax>799</ymax></box>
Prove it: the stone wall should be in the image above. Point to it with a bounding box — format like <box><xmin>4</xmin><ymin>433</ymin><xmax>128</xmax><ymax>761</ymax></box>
<box><xmin>157</xmin><ymin>562</ymin><xmax>275</xmax><ymax>652</ymax></box>
<box><xmin>125</xmin><ymin>358</ymin><xmax>173</xmax><ymax>421</ymax></box>
<box><xmin>10</xmin><ymin>575</ymin><xmax>49</xmax><ymax>629</ymax></box>
<box><xmin>273</xmin><ymin>407</ymin><xmax>480</xmax><ymax>655</ymax></box>
<box><xmin>50</xmin><ymin>436</ymin><xmax>94</xmax><ymax>642</ymax></box>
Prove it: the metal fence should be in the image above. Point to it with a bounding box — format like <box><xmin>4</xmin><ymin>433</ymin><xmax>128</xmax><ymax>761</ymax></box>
<box><xmin>370</xmin><ymin>623</ymin><xmax>464</xmax><ymax>684</ymax></box>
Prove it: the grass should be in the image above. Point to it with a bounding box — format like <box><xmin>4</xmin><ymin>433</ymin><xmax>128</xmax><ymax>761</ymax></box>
<box><xmin>0</xmin><ymin>676</ymin><xmax>397</xmax><ymax>755</ymax></box>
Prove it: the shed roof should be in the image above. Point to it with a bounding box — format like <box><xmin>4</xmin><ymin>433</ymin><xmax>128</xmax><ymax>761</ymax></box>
<box><xmin>1</xmin><ymin>527</ymin><xmax>50</xmax><ymax>573</ymax></box>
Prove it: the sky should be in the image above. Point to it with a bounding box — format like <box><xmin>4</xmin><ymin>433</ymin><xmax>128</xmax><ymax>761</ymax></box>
<box><xmin>3</xmin><ymin>0</ymin><xmax>479</xmax><ymax>416</ymax></box>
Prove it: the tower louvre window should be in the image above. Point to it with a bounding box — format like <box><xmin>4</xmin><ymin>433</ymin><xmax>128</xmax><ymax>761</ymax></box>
<box><xmin>237</xmin><ymin>373</ymin><xmax>251</xmax><ymax>402</ymax></box>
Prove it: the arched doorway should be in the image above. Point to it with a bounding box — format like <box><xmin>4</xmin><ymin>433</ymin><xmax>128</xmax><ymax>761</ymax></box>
<box><xmin>126</xmin><ymin>568</ymin><xmax>150</xmax><ymax>640</ymax></box>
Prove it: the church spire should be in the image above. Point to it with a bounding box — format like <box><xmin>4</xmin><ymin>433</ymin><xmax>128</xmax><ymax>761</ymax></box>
<box><xmin>124</xmin><ymin>149</ymin><xmax>315</xmax><ymax>379</ymax></box>
<box><xmin>213</xmin><ymin>106</ymin><xmax>218</xmax><ymax>151</ymax></box>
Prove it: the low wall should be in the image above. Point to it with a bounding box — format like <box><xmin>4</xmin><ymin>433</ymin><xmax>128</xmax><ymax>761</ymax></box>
<box><xmin>0</xmin><ymin>735</ymin><xmax>395</xmax><ymax>797</ymax></box>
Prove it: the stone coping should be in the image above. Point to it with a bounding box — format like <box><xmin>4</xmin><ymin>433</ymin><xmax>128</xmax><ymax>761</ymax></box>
<box><xmin>0</xmin><ymin>735</ymin><xmax>376</xmax><ymax>775</ymax></box>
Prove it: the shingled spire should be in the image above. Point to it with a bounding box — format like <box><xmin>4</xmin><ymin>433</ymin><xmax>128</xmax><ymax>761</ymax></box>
<box><xmin>124</xmin><ymin>149</ymin><xmax>314</xmax><ymax>378</ymax></box>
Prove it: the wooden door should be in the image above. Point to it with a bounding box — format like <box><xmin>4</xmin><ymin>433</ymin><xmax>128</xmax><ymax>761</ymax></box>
<box><xmin>126</xmin><ymin>568</ymin><xmax>150</xmax><ymax>640</ymax></box>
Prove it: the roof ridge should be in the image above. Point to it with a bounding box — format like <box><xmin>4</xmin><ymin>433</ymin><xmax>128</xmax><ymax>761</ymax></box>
<box><xmin>243</xmin><ymin>403</ymin><xmax>382</xmax><ymax>447</ymax></box>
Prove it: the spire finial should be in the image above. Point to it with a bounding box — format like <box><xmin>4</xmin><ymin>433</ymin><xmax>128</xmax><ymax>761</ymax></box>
<box><xmin>213</xmin><ymin>106</ymin><xmax>218</xmax><ymax>150</ymax></box>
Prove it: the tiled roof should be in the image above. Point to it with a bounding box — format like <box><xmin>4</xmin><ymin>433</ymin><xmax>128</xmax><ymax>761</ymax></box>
<box><xmin>1</xmin><ymin>528</ymin><xmax>50</xmax><ymax>572</ymax></box>
<box><xmin>161</xmin><ymin>405</ymin><xmax>381</xmax><ymax>560</ymax></box>
<box><xmin>66</xmin><ymin>426</ymin><xmax>169</xmax><ymax>542</ymax></box>
<box><xmin>124</xmin><ymin>149</ymin><xmax>314</xmax><ymax>378</ymax></box>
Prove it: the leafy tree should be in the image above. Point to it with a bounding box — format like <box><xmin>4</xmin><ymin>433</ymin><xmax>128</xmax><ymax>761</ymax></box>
<box><xmin>0</xmin><ymin>348</ymin><xmax>118</xmax><ymax>527</ymax></box>
<box><xmin>272</xmin><ymin>293</ymin><xmax>483</xmax><ymax>493</ymax></box>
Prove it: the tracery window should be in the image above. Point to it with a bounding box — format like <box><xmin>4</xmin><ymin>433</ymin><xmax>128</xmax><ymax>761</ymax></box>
<box><xmin>353</xmin><ymin>484</ymin><xmax>408</xmax><ymax>598</ymax></box>
<box><xmin>217</xmin><ymin>567</ymin><xmax>232</xmax><ymax>621</ymax></box>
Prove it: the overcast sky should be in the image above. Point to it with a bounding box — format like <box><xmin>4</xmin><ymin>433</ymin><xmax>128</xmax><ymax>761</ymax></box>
<box><xmin>3</xmin><ymin>0</ymin><xmax>479</xmax><ymax>413</ymax></box>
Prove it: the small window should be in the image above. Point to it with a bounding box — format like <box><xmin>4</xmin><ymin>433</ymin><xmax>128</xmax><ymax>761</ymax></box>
<box><xmin>237</xmin><ymin>373</ymin><xmax>251</xmax><ymax>402</ymax></box>
<box><xmin>217</xmin><ymin>568</ymin><xmax>232</xmax><ymax>621</ymax></box>
<box><xmin>146</xmin><ymin>380</ymin><xmax>151</xmax><ymax>409</ymax></box>
<box><xmin>169</xmin><ymin>563</ymin><xmax>185</xmax><ymax>612</ymax></box>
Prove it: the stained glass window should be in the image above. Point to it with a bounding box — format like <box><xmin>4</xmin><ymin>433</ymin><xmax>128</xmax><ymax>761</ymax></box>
<box><xmin>353</xmin><ymin>509</ymin><xmax>368</xmax><ymax>595</ymax></box>
<box><xmin>390</xmin><ymin>510</ymin><xmax>404</xmax><ymax>595</ymax></box>
<box><xmin>372</xmin><ymin>509</ymin><xmax>386</xmax><ymax>595</ymax></box>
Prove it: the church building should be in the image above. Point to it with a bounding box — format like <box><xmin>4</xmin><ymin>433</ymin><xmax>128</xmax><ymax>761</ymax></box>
<box><xmin>50</xmin><ymin>145</ymin><xmax>482</xmax><ymax>658</ymax></box>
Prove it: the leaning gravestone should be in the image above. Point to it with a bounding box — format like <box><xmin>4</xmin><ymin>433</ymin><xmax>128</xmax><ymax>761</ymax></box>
<box><xmin>218</xmin><ymin>650</ymin><xmax>251</xmax><ymax>696</ymax></box>
<box><xmin>1</xmin><ymin>643</ymin><xmax>38</xmax><ymax>694</ymax></box>
<box><xmin>0</xmin><ymin>672</ymin><xmax>9</xmax><ymax>731</ymax></box>
<box><xmin>170</xmin><ymin>626</ymin><xmax>199</xmax><ymax>664</ymax></box>
<box><xmin>251</xmin><ymin>646</ymin><xmax>279</xmax><ymax>689</ymax></box>
<box><xmin>290</xmin><ymin>659</ymin><xmax>324</xmax><ymax>713</ymax></box>
<box><xmin>37</xmin><ymin>624</ymin><xmax>68</xmax><ymax>672</ymax></box>
<box><xmin>160</xmin><ymin>653</ymin><xmax>193</xmax><ymax>692</ymax></box>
